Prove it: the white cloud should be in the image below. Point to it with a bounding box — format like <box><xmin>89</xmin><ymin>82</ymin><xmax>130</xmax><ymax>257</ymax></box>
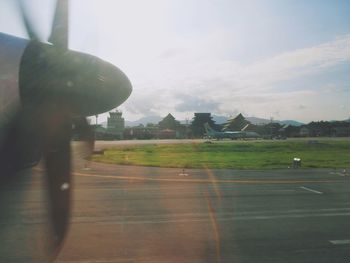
<box><xmin>114</xmin><ymin>33</ymin><xmax>350</xmax><ymax>121</ymax></box>
<box><xmin>1</xmin><ymin>0</ymin><xmax>349</xmax><ymax>122</ymax></box>
<box><xmin>68</xmin><ymin>1</ymin><xmax>350</xmax><ymax>122</ymax></box>
<box><xmin>242</xmin><ymin>35</ymin><xmax>350</xmax><ymax>88</ymax></box>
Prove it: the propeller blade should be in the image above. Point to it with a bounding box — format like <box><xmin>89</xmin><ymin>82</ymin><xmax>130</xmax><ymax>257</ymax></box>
<box><xmin>48</xmin><ymin>0</ymin><xmax>69</xmax><ymax>48</ymax></box>
<box><xmin>45</xmin><ymin>139</ymin><xmax>71</xmax><ymax>255</ymax></box>
<box><xmin>42</xmin><ymin>108</ymin><xmax>72</xmax><ymax>255</ymax></box>
<box><xmin>17</xmin><ymin>0</ymin><xmax>40</xmax><ymax>40</ymax></box>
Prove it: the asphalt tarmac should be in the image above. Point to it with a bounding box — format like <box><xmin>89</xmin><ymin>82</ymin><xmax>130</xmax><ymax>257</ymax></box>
<box><xmin>1</xmin><ymin>140</ymin><xmax>350</xmax><ymax>262</ymax></box>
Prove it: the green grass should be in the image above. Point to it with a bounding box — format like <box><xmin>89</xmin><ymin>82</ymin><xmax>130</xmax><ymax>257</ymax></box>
<box><xmin>92</xmin><ymin>140</ymin><xmax>350</xmax><ymax>169</ymax></box>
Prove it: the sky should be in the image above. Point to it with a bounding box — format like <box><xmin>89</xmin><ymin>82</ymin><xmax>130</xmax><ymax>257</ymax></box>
<box><xmin>0</xmin><ymin>0</ymin><xmax>350</xmax><ymax>123</ymax></box>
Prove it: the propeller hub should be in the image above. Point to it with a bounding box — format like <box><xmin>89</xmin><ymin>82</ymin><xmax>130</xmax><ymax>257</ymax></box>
<box><xmin>19</xmin><ymin>41</ymin><xmax>132</xmax><ymax>117</ymax></box>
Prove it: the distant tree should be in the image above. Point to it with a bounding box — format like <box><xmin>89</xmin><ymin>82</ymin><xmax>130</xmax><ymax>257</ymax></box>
<box><xmin>306</xmin><ymin>121</ymin><xmax>332</xmax><ymax>136</ymax></box>
<box><xmin>190</xmin><ymin>113</ymin><xmax>217</xmax><ymax>138</ymax></box>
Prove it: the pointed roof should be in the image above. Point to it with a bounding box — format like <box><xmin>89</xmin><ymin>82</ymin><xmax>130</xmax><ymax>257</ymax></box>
<box><xmin>162</xmin><ymin>113</ymin><xmax>176</xmax><ymax>121</ymax></box>
<box><xmin>227</xmin><ymin>113</ymin><xmax>245</xmax><ymax>122</ymax></box>
<box><xmin>159</xmin><ymin>113</ymin><xmax>180</xmax><ymax>129</ymax></box>
<box><xmin>223</xmin><ymin>113</ymin><xmax>250</xmax><ymax>131</ymax></box>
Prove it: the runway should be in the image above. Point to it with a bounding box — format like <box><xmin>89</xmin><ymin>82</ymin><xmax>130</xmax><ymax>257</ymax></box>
<box><xmin>1</xmin><ymin>141</ymin><xmax>350</xmax><ymax>262</ymax></box>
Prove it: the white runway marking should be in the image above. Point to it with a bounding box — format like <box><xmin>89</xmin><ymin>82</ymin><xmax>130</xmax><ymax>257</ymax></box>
<box><xmin>330</xmin><ymin>240</ymin><xmax>350</xmax><ymax>245</ymax></box>
<box><xmin>329</xmin><ymin>170</ymin><xmax>348</xmax><ymax>176</ymax></box>
<box><xmin>272</xmin><ymin>189</ymin><xmax>296</xmax><ymax>192</ymax></box>
<box><xmin>72</xmin><ymin>211</ymin><xmax>350</xmax><ymax>225</ymax></box>
<box><xmin>62</xmin><ymin>208</ymin><xmax>350</xmax><ymax>226</ymax></box>
<box><xmin>300</xmin><ymin>186</ymin><xmax>323</xmax><ymax>194</ymax></box>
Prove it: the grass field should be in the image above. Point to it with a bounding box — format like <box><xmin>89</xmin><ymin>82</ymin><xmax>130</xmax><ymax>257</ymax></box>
<box><xmin>92</xmin><ymin>140</ymin><xmax>350</xmax><ymax>169</ymax></box>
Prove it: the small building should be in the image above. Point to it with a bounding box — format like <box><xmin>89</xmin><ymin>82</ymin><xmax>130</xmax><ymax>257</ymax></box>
<box><xmin>332</xmin><ymin>127</ymin><xmax>350</xmax><ymax>137</ymax></box>
<box><xmin>158</xmin><ymin>129</ymin><xmax>176</xmax><ymax>139</ymax></box>
<box><xmin>123</xmin><ymin>125</ymin><xmax>155</xmax><ymax>140</ymax></box>
<box><xmin>299</xmin><ymin>127</ymin><xmax>310</xmax><ymax>137</ymax></box>
<box><xmin>279</xmin><ymin>125</ymin><xmax>301</xmax><ymax>137</ymax></box>
<box><xmin>106</xmin><ymin>110</ymin><xmax>125</xmax><ymax>139</ymax></box>
<box><xmin>158</xmin><ymin>113</ymin><xmax>180</xmax><ymax>130</ymax></box>
<box><xmin>158</xmin><ymin>113</ymin><xmax>188</xmax><ymax>139</ymax></box>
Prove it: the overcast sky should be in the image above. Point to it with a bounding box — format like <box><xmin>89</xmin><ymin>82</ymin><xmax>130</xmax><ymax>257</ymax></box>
<box><xmin>1</xmin><ymin>0</ymin><xmax>350</xmax><ymax>122</ymax></box>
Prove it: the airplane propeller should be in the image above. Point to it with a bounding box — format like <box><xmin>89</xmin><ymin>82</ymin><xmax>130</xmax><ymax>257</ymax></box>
<box><xmin>1</xmin><ymin>0</ymin><xmax>132</xmax><ymax>258</ymax></box>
